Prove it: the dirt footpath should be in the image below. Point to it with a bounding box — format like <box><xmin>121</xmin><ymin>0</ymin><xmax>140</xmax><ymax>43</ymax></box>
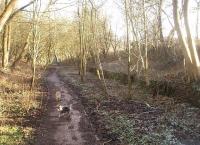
<box><xmin>35</xmin><ymin>66</ymin><xmax>98</xmax><ymax>145</ymax></box>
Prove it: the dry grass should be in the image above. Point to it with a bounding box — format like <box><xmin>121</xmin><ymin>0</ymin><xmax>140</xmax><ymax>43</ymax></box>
<box><xmin>0</xmin><ymin>64</ymin><xmax>46</xmax><ymax>145</ymax></box>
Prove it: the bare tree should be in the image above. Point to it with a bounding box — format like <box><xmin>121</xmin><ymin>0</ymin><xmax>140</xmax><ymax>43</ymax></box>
<box><xmin>173</xmin><ymin>0</ymin><xmax>200</xmax><ymax>80</ymax></box>
<box><xmin>77</xmin><ymin>0</ymin><xmax>87</xmax><ymax>82</ymax></box>
<box><xmin>0</xmin><ymin>0</ymin><xmax>19</xmax><ymax>32</ymax></box>
<box><xmin>2</xmin><ymin>0</ymin><xmax>12</xmax><ymax>71</ymax></box>
<box><xmin>31</xmin><ymin>0</ymin><xmax>41</xmax><ymax>89</ymax></box>
<box><xmin>124</xmin><ymin>0</ymin><xmax>131</xmax><ymax>97</ymax></box>
<box><xmin>102</xmin><ymin>19</ymin><xmax>112</xmax><ymax>57</ymax></box>
<box><xmin>1</xmin><ymin>0</ymin><xmax>35</xmax><ymax>70</ymax></box>
<box><xmin>142</xmin><ymin>0</ymin><xmax>149</xmax><ymax>86</ymax></box>
<box><xmin>111</xmin><ymin>31</ymin><xmax>119</xmax><ymax>57</ymax></box>
<box><xmin>89</xmin><ymin>0</ymin><xmax>108</xmax><ymax>95</ymax></box>
<box><xmin>158</xmin><ymin>0</ymin><xmax>165</xmax><ymax>45</ymax></box>
<box><xmin>196</xmin><ymin>0</ymin><xmax>200</xmax><ymax>39</ymax></box>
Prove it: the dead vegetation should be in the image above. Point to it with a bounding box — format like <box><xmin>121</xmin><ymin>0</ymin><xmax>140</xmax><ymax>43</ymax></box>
<box><xmin>0</xmin><ymin>62</ymin><xmax>47</xmax><ymax>145</ymax></box>
<box><xmin>1</xmin><ymin>0</ymin><xmax>200</xmax><ymax>144</ymax></box>
<box><xmin>58</xmin><ymin>66</ymin><xmax>200</xmax><ymax>145</ymax></box>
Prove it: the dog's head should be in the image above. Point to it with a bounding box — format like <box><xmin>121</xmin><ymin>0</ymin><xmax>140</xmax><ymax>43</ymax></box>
<box><xmin>57</xmin><ymin>105</ymin><xmax>64</xmax><ymax>111</ymax></box>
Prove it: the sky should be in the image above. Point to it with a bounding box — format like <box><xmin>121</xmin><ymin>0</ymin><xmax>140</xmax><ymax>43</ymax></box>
<box><xmin>18</xmin><ymin>0</ymin><xmax>200</xmax><ymax>39</ymax></box>
<box><xmin>17</xmin><ymin>0</ymin><xmax>124</xmax><ymax>37</ymax></box>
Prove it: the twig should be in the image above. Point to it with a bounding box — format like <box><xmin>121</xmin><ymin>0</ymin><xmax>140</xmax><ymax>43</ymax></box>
<box><xmin>103</xmin><ymin>139</ymin><xmax>112</xmax><ymax>145</ymax></box>
<box><xmin>144</xmin><ymin>101</ymin><xmax>156</xmax><ymax>109</ymax></box>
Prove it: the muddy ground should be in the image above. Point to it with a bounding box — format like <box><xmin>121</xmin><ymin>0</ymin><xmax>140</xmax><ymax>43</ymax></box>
<box><xmin>35</xmin><ymin>66</ymin><xmax>98</xmax><ymax>145</ymax></box>
<box><xmin>57</xmin><ymin>65</ymin><xmax>200</xmax><ymax>145</ymax></box>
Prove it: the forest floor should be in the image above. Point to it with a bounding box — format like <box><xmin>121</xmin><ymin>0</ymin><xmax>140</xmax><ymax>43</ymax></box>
<box><xmin>0</xmin><ymin>62</ymin><xmax>46</xmax><ymax>145</ymax></box>
<box><xmin>57</xmin><ymin>65</ymin><xmax>200</xmax><ymax>145</ymax></box>
<box><xmin>1</xmin><ymin>62</ymin><xmax>200</xmax><ymax>145</ymax></box>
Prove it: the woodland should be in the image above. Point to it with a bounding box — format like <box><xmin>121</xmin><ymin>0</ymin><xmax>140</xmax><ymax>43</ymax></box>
<box><xmin>0</xmin><ymin>0</ymin><xmax>200</xmax><ymax>145</ymax></box>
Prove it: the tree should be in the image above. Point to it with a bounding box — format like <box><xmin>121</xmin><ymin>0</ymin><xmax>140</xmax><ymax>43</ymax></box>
<box><xmin>196</xmin><ymin>0</ymin><xmax>200</xmax><ymax>39</ymax></box>
<box><xmin>142</xmin><ymin>0</ymin><xmax>149</xmax><ymax>86</ymax></box>
<box><xmin>89</xmin><ymin>0</ymin><xmax>108</xmax><ymax>95</ymax></box>
<box><xmin>158</xmin><ymin>0</ymin><xmax>165</xmax><ymax>45</ymax></box>
<box><xmin>0</xmin><ymin>0</ymin><xmax>19</xmax><ymax>32</ymax></box>
<box><xmin>2</xmin><ymin>0</ymin><xmax>12</xmax><ymax>70</ymax></box>
<box><xmin>1</xmin><ymin>0</ymin><xmax>35</xmax><ymax>70</ymax></box>
<box><xmin>77</xmin><ymin>0</ymin><xmax>87</xmax><ymax>82</ymax></box>
<box><xmin>124</xmin><ymin>0</ymin><xmax>131</xmax><ymax>97</ymax></box>
<box><xmin>101</xmin><ymin>19</ymin><xmax>112</xmax><ymax>57</ymax></box>
<box><xmin>31</xmin><ymin>0</ymin><xmax>41</xmax><ymax>89</ymax></box>
<box><xmin>173</xmin><ymin>0</ymin><xmax>200</xmax><ymax>80</ymax></box>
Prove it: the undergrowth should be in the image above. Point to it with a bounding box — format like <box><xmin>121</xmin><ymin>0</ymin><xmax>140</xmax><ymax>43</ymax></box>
<box><xmin>0</xmin><ymin>68</ymin><xmax>45</xmax><ymax>145</ymax></box>
<box><xmin>102</xmin><ymin>111</ymin><xmax>150</xmax><ymax>145</ymax></box>
<box><xmin>58</xmin><ymin>67</ymin><xmax>200</xmax><ymax>145</ymax></box>
<box><xmin>0</xmin><ymin>125</ymin><xmax>34</xmax><ymax>145</ymax></box>
<box><xmin>102</xmin><ymin>110</ymin><xmax>181</xmax><ymax>145</ymax></box>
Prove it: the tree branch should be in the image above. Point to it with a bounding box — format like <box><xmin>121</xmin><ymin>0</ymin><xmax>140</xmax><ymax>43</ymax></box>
<box><xmin>8</xmin><ymin>0</ymin><xmax>36</xmax><ymax>23</ymax></box>
<box><xmin>0</xmin><ymin>0</ymin><xmax>19</xmax><ymax>32</ymax></box>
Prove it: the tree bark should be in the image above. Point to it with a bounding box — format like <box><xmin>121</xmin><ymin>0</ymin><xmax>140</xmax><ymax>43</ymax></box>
<box><xmin>173</xmin><ymin>0</ymin><xmax>200</xmax><ymax>79</ymax></box>
<box><xmin>173</xmin><ymin>0</ymin><xmax>192</xmax><ymax>62</ymax></box>
<box><xmin>2</xmin><ymin>0</ymin><xmax>11</xmax><ymax>70</ymax></box>
<box><xmin>143</xmin><ymin>0</ymin><xmax>149</xmax><ymax>86</ymax></box>
<box><xmin>196</xmin><ymin>1</ymin><xmax>200</xmax><ymax>39</ymax></box>
<box><xmin>11</xmin><ymin>42</ymin><xmax>29</xmax><ymax>69</ymax></box>
<box><xmin>158</xmin><ymin>0</ymin><xmax>165</xmax><ymax>45</ymax></box>
<box><xmin>125</xmin><ymin>0</ymin><xmax>131</xmax><ymax>97</ymax></box>
<box><xmin>183</xmin><ymin>0</ymin><xmax>200</xmax><ymax>77</ymax></box>
<box><xmin>2</xmin><ymin>24</ymin><xmax>11</xmax><ymax>69</ymax></box>
<box><xmin>89</xmin><ymin>4</ymin><xmax>108</xmax><ymax>95</ymax></box>
<box><xmin>0</xmin><ymin>0</ymin><xmax>19</xmax><ymax>32</ymax></box>
<box><xmin>78</xmin><ymin>0</ymin><xmax>84</xmax><ymax>81</ymax></box>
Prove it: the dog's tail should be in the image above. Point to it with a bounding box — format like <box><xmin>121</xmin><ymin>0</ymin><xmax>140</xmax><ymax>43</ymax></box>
<box><xmin>69</xmin><ymin>104</ymin><xmax>73</xmax><ymax>110</ymax></box>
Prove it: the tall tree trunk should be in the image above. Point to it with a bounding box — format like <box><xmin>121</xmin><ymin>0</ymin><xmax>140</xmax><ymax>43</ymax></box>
<box><xmin>90</xmin><ymin>6</ymin><xmax>108</xmax><ymax>95</ymax></box>
<box><xmin>78</xmin><ymin>0</ymin><xmax>87</xmax><ymax>82</ymax></box>
<box><xmin>2</xmin><ymin>24</ymin><xmax>11</xmax><ymax>69</ymax></box>
<box><xmin>183</xmin><ymin>0</ymin><xmax>200</xmax><ymax>78</ymax></box>
<box><xmin>82</xmin><ymin>0</ymin><xmax>87</xmax><ymax>79</ymax></box>
<box><xmin>196</xmin><ymin>1</ymin><xmax>200</xmax><ymax>39</ymax></box>
<box><xmin>173</xmin><ymin>0</ymin><xmax>200</xmax><ymax>80</ymax></box>
<box><xmin>173</xmin><ymin>0</ymin><xmax>192</xmax><ymax>62</ymax></box>
<box><xmin>143</xmin><ymin>0</ymin><xmax>149</xmax><ymax>86</ymax></box>
<box><xmin>125</xmin><ymin>0</ymin><xmax>131</xmax><ymax>98</ymax></box>
<box><xmin>11</xmin><ymin>42</ymin><xmax>29</xmax><ymax>69</ymax></box>
<box><xmin>2</xmin><ymin>0</ymin><xmax>11</xmax><ymax>70</ymax></box>
<box><xmin>31</xmin><ymin>0</ymin><xmax>40</xmax><ymax>89</ymax></box>
<box><xmin>0</xmin><ymin>0</ymin><xmax>18</xmax><ymax>32</ymax></box>
<box><xmin>158</xmin><ymin>0</ymin><xmax>165</xmax><ymax>45</ymax></box>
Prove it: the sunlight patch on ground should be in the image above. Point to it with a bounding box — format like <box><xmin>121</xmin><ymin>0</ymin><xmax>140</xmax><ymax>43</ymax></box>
<box><xmin>0</xmin><ymin>125</ymin><xmax>34</xmax><ymax>145</ymax></box>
